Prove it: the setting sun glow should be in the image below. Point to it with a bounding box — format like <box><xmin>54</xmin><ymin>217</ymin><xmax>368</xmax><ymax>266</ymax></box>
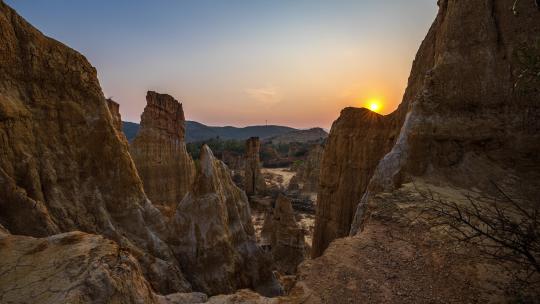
<box><xmin>367</xmin><ymin>99</ymin><xmax>382</xmax><ymax>113</ymax></box>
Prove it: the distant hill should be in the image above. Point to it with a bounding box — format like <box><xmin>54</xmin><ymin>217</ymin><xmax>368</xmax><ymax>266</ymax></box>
<box><xmin>122</xmin><ymin>121</ymin><xmax>140</xmax><ymax>142</ymax></box>
<box><xmin>264</xmin><ymin>127</ymin><xmax>328</xmax><ymax>145</ymax></box>
<box><xmin>121</xmin><ymin>121</ymin><xmax>298</xmax><ymax>143</ymax></box>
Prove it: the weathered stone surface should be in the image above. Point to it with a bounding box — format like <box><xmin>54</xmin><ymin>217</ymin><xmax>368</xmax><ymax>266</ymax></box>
<box><xmin>292</xmin><ymin>144</ymin><xmax>324</xmax><ymax>193</ymax></box>
<box><xmin>157</xmin><ymin>292</ymin><xmax>208</xmax><ymax>304</ymax></box>
<box><xmin>130</xmin><ymin>91</ymin><xmax>196</xmax><ymax>215</ymax></box>
<box><xmin>245</xmin><ymin>137</ymin><xmax>266</xmax><ymax>195</ymax></box>
<box><xmin>351</xmin><ymin>0</ymin><xmax>540</xmax><ymax>233</ymax></box>
<box><xmin>297</xmin><ymin>0</ymin><xmax>540</xmax><ymax>302</ymax></box>
<box><xmin>313</xmin><ymin>0</ymin><xmax>540</xmax><ymax>258</ymax></box>
<box><xmin>169</xmin><ymin>145</ymin><xmax>281</xmax><ymax>296</ymax></box>
<box><xmin>0</xmin><ymin>231</ymin><xmax>161</xmax><ymax>304</ymax></box>
<box><xmin>311</xmin><ymin>108</ymin><xmax>398</xmax><ymax>257</ymax></box>
<box><xmin>0</xmin><ymin>2</ymin><xmax>189</xmax><ymax>294</ymax></box>
<box><xmin>221</xmin><ymin>150</ymin><xmax>244</xmax><ymax>171</ymax></box>
<box><xmin>205</xmin><ymin>289</ymin><xmax>278</xmax><ymax>304</ymax></box>
<box><xmin>106</xmin><ymin>98</ymin><xmax>123</xmax><ymax>134</ymax></box>
<box><xmin>261</xmin><ymin>194</ymin><xmax>306</xmax><ymax>274</ymax></box>
<box><xmin>286</xmin><ymin>175</ymin><xmax>299</xmax><ymax>191</ymax></box>
<box><xmin>162</xmin><ymin>289</ymin><xmax>278</xmax><ymax>304</ymax></box>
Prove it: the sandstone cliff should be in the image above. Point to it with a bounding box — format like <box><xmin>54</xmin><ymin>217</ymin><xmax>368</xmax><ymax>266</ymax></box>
<box><xmin>311</xmin><ymin>108</ymin><xmax>397</xmax><ymax>257</ymax></box>
<box><xmin>261</xmin><ymin>194</ymin><xmax>306</xmax><ymax>275</ymax></box>
<box><xmin>169</xmin><ymin>145</ymin><xmax>281</xmax><ymax>296</ymax></box>
<box><xmin>291</xmin><ymin>144</ymin><xmax>324</xmax><ymax>193</ymax></box>
<box><xmin>298</xmin><ymin>0</ymin><xmax>540</xmax><ymax>301</ymax></box>
<box><xmin>244</xmin><ymin>137</ymin><xmax>266</xmax><ymax>195</ymax></box>
<box><xmin>130</xmin><ymin>91</ymin><xmax>196</xmax><ymax>215</ymax></box>
<box><xmin>106</xmin><ymin>98</ymin><xmax>123</xmax><ymax>134</ymax></box>
<box><xmin>351</xmin><ymin>0</ymin><xmax>540</xmax><ymax>232</ymax></box>
<box><xmin>0</xmin><ymin>2</ymin><xmax>190</xmax><ymax>294</ymax></box>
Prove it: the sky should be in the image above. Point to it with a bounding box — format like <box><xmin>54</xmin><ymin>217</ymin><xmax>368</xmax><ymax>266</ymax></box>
<box><xmin>6</xmin><ymin>0</ymin><xmax>438</xmax><ymax>129</ymax></box>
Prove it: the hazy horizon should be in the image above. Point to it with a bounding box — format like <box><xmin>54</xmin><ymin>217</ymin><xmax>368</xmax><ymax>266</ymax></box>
<box><xmin>7</xmin><ymin>0</ymin><xmax>438</xmax><ymax>129</ymax></box>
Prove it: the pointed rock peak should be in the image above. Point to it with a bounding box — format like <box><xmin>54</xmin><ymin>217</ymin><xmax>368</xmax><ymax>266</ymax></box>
<box><xmin>274</xmin><ymin>194</ymin><xmax>295</xmax><ymax>220</ymax></box>
<box><xmin>199</xmin><ymin>144</ymin><xmax>217</xmax><ymax>178</ymax></box>
<box><xmin>192</xmin><ymin>144</ymin><xmax>226</xmax><ymax>195</ymax></box>
<box><xmin>130</xmin><ymin>90</ymin><xmax>195</xmax><ymax>212</ymax></box>
<box><xmin>106</xmin><ymin>98</ymin><xmax>124</xmax><ymax>136</ymax></box>
<box><xmin>245</xmin><ymin>137</ymin><xmax>266</xmax><ymax>195</ymax></box>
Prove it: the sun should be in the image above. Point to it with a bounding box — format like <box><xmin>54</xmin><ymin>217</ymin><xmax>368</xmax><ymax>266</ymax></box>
<box><xmin>366</xmin><ymin>99</ymin><xmax>382</xmax><ymax>113</ymax></box>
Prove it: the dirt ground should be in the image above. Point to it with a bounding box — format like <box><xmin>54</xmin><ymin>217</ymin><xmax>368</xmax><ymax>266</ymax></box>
<box><xmin>282</xmin><ymin>181</ymin><xmax>539</xmax><ymax>304</ymax></box>
<box><xmin>262</xmin><ymin>167</ymin><xmax>296</xmax><ymax>189</ymax></box>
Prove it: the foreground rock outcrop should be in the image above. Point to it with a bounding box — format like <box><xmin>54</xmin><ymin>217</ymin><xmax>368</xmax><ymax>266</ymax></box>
<box><xmin>261</xmin><ymin>194</ymin><xmax>306</xmax><ymax>274</ymax></box>
<box><xmin>0</xmin><ymin>231</ymin><xmax>160</xmax><ymax>303</ymax></box>
<box><xmin>244</xmin><ymin>137</ymin><xmax>266</xmax><ymax>195</ymax></box>
<box><xmin>169</xmin><ymin>145</ymin><xmax>281</xmax><ymax>296</ymax></box>
<box><xmin>0</xmin><ymin>230</ymin><xmax>280</xmax><ymax>304</ymax></box>
<box><xmin>130</xmin><ymin>91</ymin><xmax>196</xmax><ymax>215</ymax></box>
<box><xmin>0</xmin><ymin>1</ymin><xmax>189</xmax><ymax>294</ymax></box>
<box><xmin>301</xmin><ymin>0</ymin><xmax>540</xmax><ymax>301</ymax></box>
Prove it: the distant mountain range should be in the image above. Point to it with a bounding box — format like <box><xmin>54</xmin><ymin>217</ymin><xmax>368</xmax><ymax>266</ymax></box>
<box><xmin>264</xmin><ymin>127</ymin><xmax>328</xmax><ymax>145</ymax></box>
<box><xmin>122</xmin><ymin>121</ymin><xmax>322</xmax><ymax>143</ymax></box>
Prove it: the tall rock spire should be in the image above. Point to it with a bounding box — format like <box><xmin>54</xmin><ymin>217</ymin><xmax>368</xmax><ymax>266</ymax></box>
<box><xmin>130</xmin><ymin>91</ymin><xmax>196</xmax><ymax>216</ymax></box>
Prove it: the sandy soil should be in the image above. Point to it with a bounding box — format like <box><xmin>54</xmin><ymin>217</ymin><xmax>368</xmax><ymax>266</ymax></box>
<box><xmin>262</xmin><ymin>167</ymin><xmax>296</xmax><ymax>189</ymax></box>
<box><xmin>285</xmin><ymin>181</ymin><xmax>539</xmax><ymax>303</ymax></box>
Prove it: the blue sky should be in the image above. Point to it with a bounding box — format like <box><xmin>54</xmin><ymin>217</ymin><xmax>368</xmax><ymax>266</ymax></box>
<box><xmin>6</xmin><ymin>0</ymin><xmax>438</xmax><ymax>128</ymax></box>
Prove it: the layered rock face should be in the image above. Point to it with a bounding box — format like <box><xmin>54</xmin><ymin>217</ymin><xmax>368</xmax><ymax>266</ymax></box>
<box><xmin>169</xmin><ymin>145</ymin><xmax>281</xmax><ymax>296</ymax></box>
<box><xmin>106</xmin><ymin>98</ymin><xmax>123</xmax><ymax>133</ymax></box>
<box><xmin>0</xmin><ymin>230</ymin><xmax>278</xmax><ymax>304</ymax></box>
<box><xmin>261</xmin><ymin>194</ymin><xmax>306</xmax><ymax>274</ymax></box>
<box><xmin>292</xmin><ymin>144</ymin><xmax>324</xmax><ymax>193</ymax></box>
<box><xmin>130</xmin><ymin>91</ymin><xmax>196</xmax><ymax>215</ymax></box>
<box><xmin>244</xmin><ymin>137</ymin><xmax>266</xmax><ymax>195</ymax></box>
<box><xmin>313</xmin><ymin>0</ymin><xmax>540</xmax><ymax>258</ymax></box>
<box><xmin>0</xmin><ymin>2</ymin><xmax>189</xmax><ymax>294</ymax></box>
<box><xmin>0</xmin><ymin>231</ymin><xmax>160</xmax><ymax>304</ymax></box>
<box><xmin>350</xmin><ymin>0</ymin><xmax>540</xmax><ymax>232</ymax></box>
<box><xmin>296</xmin><ymin>0</ymin><xmax>540</xmax><ymax>302</ymax></box>
<box><xmin>106</xmin><ymin>98</ymin><xmax>129</xmax><ymax>145</ymax></box>
<box><xmin>312</xmin><ymin>109</ymin><xmax>398</xmax><ymax>257</ymax></box>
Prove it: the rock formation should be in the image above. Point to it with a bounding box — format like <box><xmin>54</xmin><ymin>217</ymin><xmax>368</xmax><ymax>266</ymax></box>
<box><xmin>292</xmin><ymin>144</ymin><xmax>324</xmax><ymax>193</ymax></box>
<box><xmin>261</xmin><ymin>194</ymin><xmax>306</xmax><ymax>274</ymax></box>
<box><xmin>244</xmin><ymin>137</ymin><xmax>266</xmax><ymax>195</ymax></box>
<box><xmin>169</xmin><ymin>145</ymin><xmax>281</xmax><ymax>296</ymax></box>
<box><xmin>0</xmin><ymin>231</ymin><xmax>275</xmax><ymax>304</ymax></box>
<box><xmin>221</xmin><ymin>150</ymin><xmax>244</xmax><ymax>170</ymax></box>
<box><xmin>0</xmin><ymin>2</ymin><xmax>190</xmax><ymax>294</ymax></box>
<box><xmin>130</xmin><ymin>91</ymin><xmax>196</xmax><ymax>215</ymax></box>
<box><xmin>106</xmin><ymin>98</ymin><xmax>123</xmax><ymax>133</ymax></box>
<box><xmin>297</xmin><ymin>0</ymin><xmax>540</xmax><ymax>301</ymax></box>
<box><xmin>312</xmin><ymin>108</ymin><xmax>397</xmax><ymax>257</ymax></box>
<box><xmin>0</xmin><ymin>231</ymin><xmax>160</xmax><ymax>303</ymax></box>
<box><xmin>350</xmin><ymin>0</ymin><xmax>540</xmax><ymax>233</ymax></box>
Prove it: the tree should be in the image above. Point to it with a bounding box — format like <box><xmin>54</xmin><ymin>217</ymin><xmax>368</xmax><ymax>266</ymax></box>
<box><xmin>416</xmin><ymin>181</ymin><xmax>540</xmax><ymax>288</ymax></box>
